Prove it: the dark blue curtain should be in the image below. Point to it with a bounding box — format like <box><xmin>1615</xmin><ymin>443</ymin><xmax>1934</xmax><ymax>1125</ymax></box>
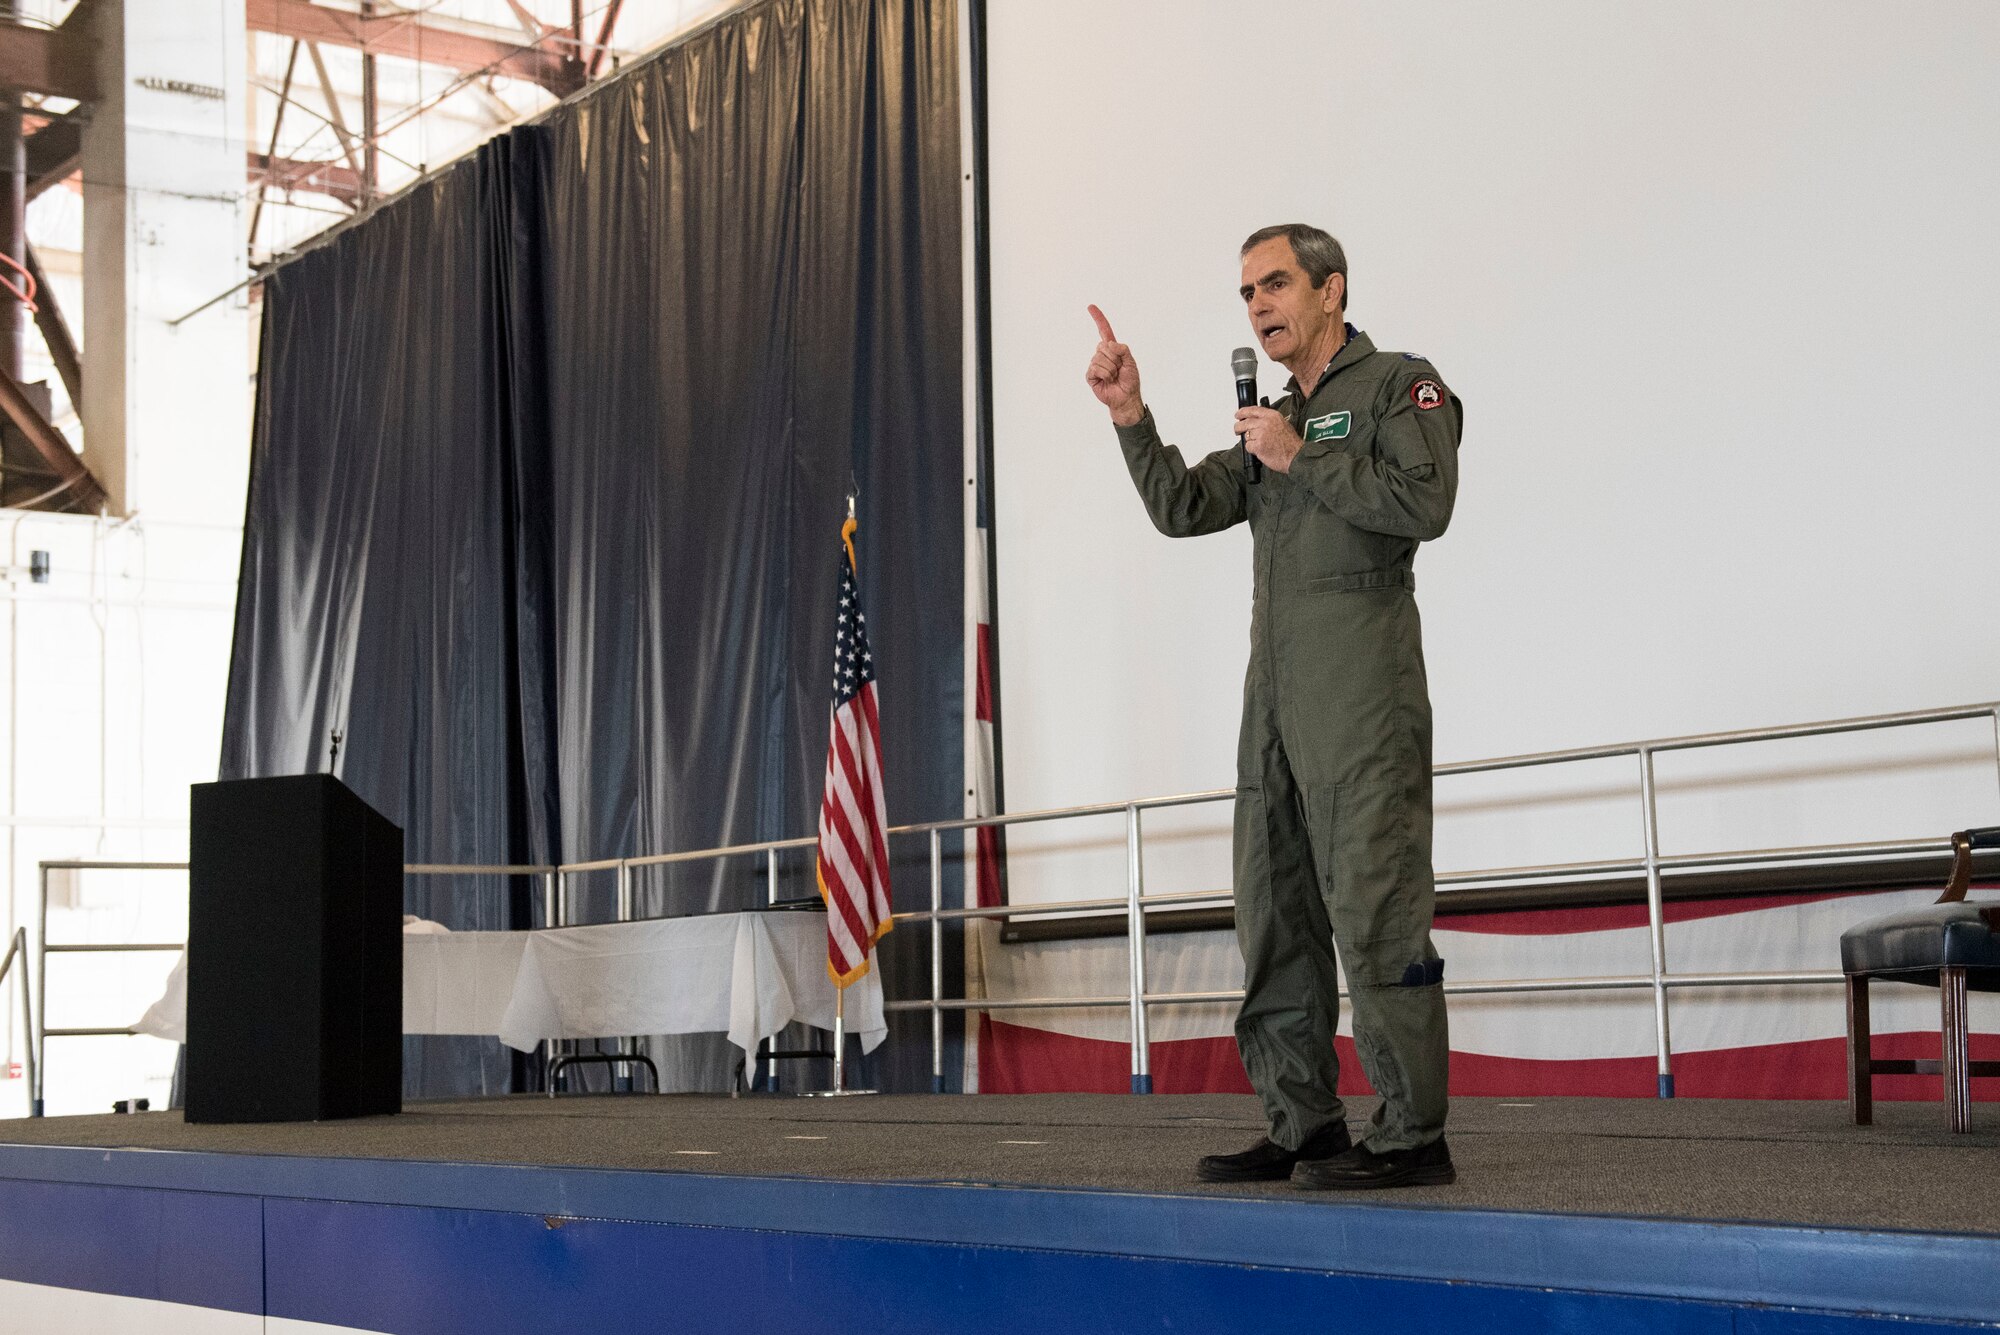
<box><xmin>221</xmin><ymin>0</ymin><xmax>963</xmax><ymax>1098</ymax></box>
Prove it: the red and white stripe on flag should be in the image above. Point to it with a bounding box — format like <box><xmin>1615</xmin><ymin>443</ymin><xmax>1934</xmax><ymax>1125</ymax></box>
<box><xmin>817</xmin><ymin>514</ymin><xmax>893</xmax><ymax>985</ymax></box>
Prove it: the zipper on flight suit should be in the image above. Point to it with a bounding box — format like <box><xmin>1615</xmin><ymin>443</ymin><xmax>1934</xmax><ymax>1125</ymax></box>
<box><xmin>1262</xmin><ymin>346</ymin><xmax>1358</xmax><ymax>730</ymax></box>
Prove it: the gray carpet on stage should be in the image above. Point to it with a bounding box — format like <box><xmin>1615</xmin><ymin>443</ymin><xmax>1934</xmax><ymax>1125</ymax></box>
<box><xmin>5</xmin><ymin>1094</ymin><xmax>1996</xmax><ymax>1234</ymax></box>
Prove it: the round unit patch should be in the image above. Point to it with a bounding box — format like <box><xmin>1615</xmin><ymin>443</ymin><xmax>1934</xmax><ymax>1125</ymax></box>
<box><xmin>1410</xmin><ymin>378</ymin><xmax>1445</xmax><ymax>411</ymax></box>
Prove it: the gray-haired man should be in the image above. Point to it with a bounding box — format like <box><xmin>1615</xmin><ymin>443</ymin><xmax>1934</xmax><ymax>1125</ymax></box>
<box><xmin>1085</xmin><ymin>223</ymin><xmax>1461</xmax><ymax>1189</ymax></box>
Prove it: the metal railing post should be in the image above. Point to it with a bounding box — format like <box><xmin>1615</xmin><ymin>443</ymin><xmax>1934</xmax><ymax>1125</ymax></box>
<box><xmin>2</xmin><ymin>928</ymin><xmax>35</xmax><ymax>1119</ymax></box>
<box><xmin>1639</xmin><ymin>747</ymin><xmax>1674</xmax><ymax>1098</ymax></box>
<box><xmin>541</xmin><ymin>870</ymin><xmax>557</xmax><ymax>929</ymax></box>
<box><xmin>549</xmin><ymin>869</ymin><xmax>567</xmax><ymax>1085</ymax></box>
<box><xmin>1124</xmin><ymin>804</ymin><xmax>1152</xmax><ymax>1094</ymax></box>
<box><xmin>615</xmin><ymin>860</ymin><xmax>634</xmax><ymax>1091</ymax></box>
<box><xmin>764</xmin><ymin>847</ymin><xmax>780</xmax><ymax>1093</ymax></box>
<box><xmin>831</xmin><ymin>983</ymin><xmax>847</xmax><ymax>1093</ymax></box>
<box><xmin>1989</xmin><ymin>708</ymin><xmax>2000</xmax><ymax>809</ymax></box>
<box><xmin>929</xmin><ymin>828</ymin><xmax>944</xmax><ymax>1093</ymax></box>
<box><xmin>34</xmin><ymin>862</ymin><xmax>47</xmax><ymax>1116</ymax></box>
<box><xmin>16</xmin><ymin>930</ymin><xmax>33</xmax><ymax>1118</ymax></box>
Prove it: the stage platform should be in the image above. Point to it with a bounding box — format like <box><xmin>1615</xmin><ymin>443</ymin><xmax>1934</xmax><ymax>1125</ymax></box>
<box><xmin>2</xmin><ymin>1093</ymin><xmax>1998</xmax><ymax>1332</ymax></box>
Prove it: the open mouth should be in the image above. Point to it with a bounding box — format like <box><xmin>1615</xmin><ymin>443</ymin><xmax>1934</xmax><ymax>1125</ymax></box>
<box><xmin>1259</xmin><ymin>323</ymin><xmax>1286</xmax><ymax>342</ymax></box>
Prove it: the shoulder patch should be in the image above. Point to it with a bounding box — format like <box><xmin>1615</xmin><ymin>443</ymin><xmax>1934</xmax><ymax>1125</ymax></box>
<box><xmin>1409</xmin><ymin>378</ymin><xmax>1445</xmax><ymax>411</ymax></box>
<box><xmin>1401</xmin><ymin>352</ymin><xmax>1426</xmax><ymax>361</ymax></box>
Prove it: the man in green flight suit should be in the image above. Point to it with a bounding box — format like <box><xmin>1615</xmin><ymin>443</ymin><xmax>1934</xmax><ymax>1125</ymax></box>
<box><xmin>1085</xmin><ymin>223</ymin><xmax>1461</xmax><ymax>1189</ymax></box>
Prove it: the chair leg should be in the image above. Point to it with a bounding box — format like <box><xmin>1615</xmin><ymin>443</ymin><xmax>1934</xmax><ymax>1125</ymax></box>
<box><xmin>1942</xmin><ymin>966</ymin><xmax>1971</xmax><ymax>1133</ymax></box>
<box><xmin>1846</xmin><ymin>973</ymin><xmax>1872</xmax><ymax>1126</ymax></box>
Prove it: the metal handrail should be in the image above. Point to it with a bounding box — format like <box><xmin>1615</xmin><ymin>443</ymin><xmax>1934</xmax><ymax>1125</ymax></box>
<box><xmin>33</xmin><ymin>861</ymin><xmax>195</xmax><ymax>1112</ymax></box>
<box><xmin>1437</xmin><ymin>702</ymin><xmax>2000</xmax><ymax>775</ymax></box>
<box><xmin>575</xmin><ymin>698</ymin><xmax>1995</xmax><ymax>1097</ymax></box>
<box><xmin>28</xmin><ymin>859</ymin><xmax>568</xmax><ymax>1114</ymax></box>
<box><xmin>879</xmin><ymin>969</ymin><xmax>1854</xmax><ymax>1014</ymax></box>
<box><xmin>25</xmin><ymin>699</ymin><xmax>2000</xmax><ymax>1111</ymax></box>
<box><xmin>306</xmin><ymin>701</ymin><xmax>2000</xmax><ymax>880</ymax></box>
<box><xmin>885</xmin><ymin>835</ymin><xmax>1965</xmax><ymax>928</ymax></box>
<box><xmin>1</xmin><ymin>928</ymin><xmax>36</xmax><ymax>1116</ymax></box>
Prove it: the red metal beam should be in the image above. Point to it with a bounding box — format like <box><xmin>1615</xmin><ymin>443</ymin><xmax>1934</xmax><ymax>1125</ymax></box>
<box><xmin>22</xmin><ymin>243</ymin><xmax>79</xmax><ymax>413</ymax></box>
<box><xmin>587</xmin><ymin>0</ymin><xmax>624</xmax><ymax>80</ymax></box>
<box><xmin>23</xmin><ymin>107</ymin><xmax>81</xmax><ymax>199</ymax></box>
<box><xmin>245</xmin><ymin>0</ymin><xmax>580</xmax><ymax>98</ymax></box>
<box><xmin>249</xmin><ymin>151</ymin><xmax>364</xmax><ymax>208</ymax></box>
<box><xmin>250</xmin><ymin>41</ymin><xmax>303</xmax><ymax>250</ymax></box>
<box><xmin>24</xmin><ymin>155</ymin><xmax>74</xmax><ymax>201</ymax></box>
<box><xmin>500</xmin><ymin>0</ymin><xmax>550</xmax><ymax>40</ymax></box>
<box><xmin>0</xmin><ymin>20</ymin><xmax>96</xmax><ymax>102</ymax></box>
<box><xmin>0</xmin><ymin>360</ymin><xmax>104</xmax><ymax>512</ymax></box>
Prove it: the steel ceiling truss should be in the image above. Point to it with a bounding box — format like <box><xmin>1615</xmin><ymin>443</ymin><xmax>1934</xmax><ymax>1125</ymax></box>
<box><xmin>245</xmin><ymin>1</ymin><xmax>630</xmax><ymax>225</ymax></box>
<box><xmin>0</xmin><ymin>1</ymin><xmax>638</xmax><ymax>511</ymax></box>
<box><xmin>0</xmin><ymin>15</ymin><xmax>93</xmax><ymax>103</ymax></box>
<box><xmin>0</xmin><ymin>2</ymin><xmax>101</xmax><ymax>513</ymax></box>
<box><xmin>246</xmin><ymin>0</ymin><xmax>602</xmax><ymax>98</ymax></box>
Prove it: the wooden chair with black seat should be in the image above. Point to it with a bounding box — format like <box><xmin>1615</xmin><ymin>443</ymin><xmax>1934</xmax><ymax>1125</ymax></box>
<box><xmin>1841</xmin><ymin>826</ymin><xmax>2000</xmax><ymax>1132</ymax></box>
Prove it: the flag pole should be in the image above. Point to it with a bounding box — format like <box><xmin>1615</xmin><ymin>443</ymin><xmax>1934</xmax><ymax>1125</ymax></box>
<box><xmin>838</xmin><ymin>482</ymin><xmax>855</xmax><ymax>1095</ymax></box>
<box><xmin>807</xmin><ymin>975</ymin><xmax>874</xmax><ymax>1096</ymax></box>
<box><xmin>806</xmin><ymin>487</ymin><xmax>880</xmax><ymax>1097</ymax></box>
<box><xmin>832</xmin><ymin>982</ymin><xmax>847</xmax><ymax>1093</ymax></box>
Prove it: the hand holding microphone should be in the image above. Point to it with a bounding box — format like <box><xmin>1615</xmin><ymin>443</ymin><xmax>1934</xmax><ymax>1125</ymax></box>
<box><xmin>1232</xmin><ymin>347</ymin><xmax>1260</xmax><ymax>483</ymax></box>
<box><xmin>1234</xmin><ymin>384</ymin><xmax>1304</xmax><ymax>477</ymax></box>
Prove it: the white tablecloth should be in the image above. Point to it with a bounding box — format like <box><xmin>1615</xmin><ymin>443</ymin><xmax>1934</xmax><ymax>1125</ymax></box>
<box><xmin>495</xmin><ymin>912</ymin><xmax>885</xmax><ymax>1055</ymax></box>
<box><xmin>403</xmin><ymin>931</ymin><xmax>530</xmax><ymax>1036</ymax></box>
<box><xmin>136</xmin><ymin>910</ymin><xmax>885</xmax><ymax>1059</ymax></box>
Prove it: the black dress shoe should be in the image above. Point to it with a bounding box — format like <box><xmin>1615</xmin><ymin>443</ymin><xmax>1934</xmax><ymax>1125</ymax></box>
<box><xmin>1292</xmin><ymin>1135</ymin><xmax>1455</xmax><ymax>1190</ymax></box>
<box><xmin>1195</xmin><ymin>1122</ymin><xmax>1353</xmax><ymax>1183</ymax></box>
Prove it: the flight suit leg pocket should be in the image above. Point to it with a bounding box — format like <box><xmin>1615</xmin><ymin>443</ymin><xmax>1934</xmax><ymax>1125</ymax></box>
<box><xmin>1233</xmin><ymin>779</ymin><xmax>1316</xmax><ymax>980</ymax></box>
<box><xmin>1314</xmin><ymin>780</ymin><xmax>1426</xmax><ymax>987</ymax></box>
<box><xmin>1232</xmin><ymin>783</ymin><xmax>1268</xmax><ymax>911</ymax></box>
<box><xmin>1231</xmin><ymin>782</ymin><xmax>1283</xmax><ymax>982</ymax></box>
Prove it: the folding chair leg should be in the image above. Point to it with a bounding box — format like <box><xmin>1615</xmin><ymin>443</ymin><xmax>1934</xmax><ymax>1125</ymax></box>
<box><xmin>1846</xmin><ymin>973</ymin><xmax>1872</xmax><ymax>1126</ymax></box>
<box><xmin>1942</xmin><ymin>966</ymin><xmax>1972</xmax><ymax>1133</ymax></box>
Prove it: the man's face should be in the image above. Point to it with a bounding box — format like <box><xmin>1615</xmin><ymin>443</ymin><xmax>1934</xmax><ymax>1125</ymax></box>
<box><xmin>1239</xmin><ymin>236</ymin><xmax>1342</xmax><ymax>365</ymax></box>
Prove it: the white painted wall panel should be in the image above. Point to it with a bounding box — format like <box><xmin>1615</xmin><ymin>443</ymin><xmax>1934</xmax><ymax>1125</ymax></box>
<box><xmin>986</xmin><ymin>1</ymin><xmax>2000</xmax><ymax>905</ymax></box>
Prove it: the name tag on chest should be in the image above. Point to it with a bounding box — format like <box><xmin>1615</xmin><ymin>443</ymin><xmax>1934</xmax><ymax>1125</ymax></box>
<box><xmin>1303</xmin><ymin>410</ymin><xmax>1351</xmax><ymax>443</ymax></box>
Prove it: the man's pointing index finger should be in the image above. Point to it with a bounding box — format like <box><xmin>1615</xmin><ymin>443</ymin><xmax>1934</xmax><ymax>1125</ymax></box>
<box><xmin>1087</xmin><ymin>304</ymin><xmax>1116</xmax><ymax>343</ymax></box>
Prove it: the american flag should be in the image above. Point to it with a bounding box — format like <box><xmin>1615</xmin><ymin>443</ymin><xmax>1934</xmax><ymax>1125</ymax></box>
<box><xmin>816</xmin><ymin>514</ymin><xmax>894</xmax><ymax>985</ymax></box>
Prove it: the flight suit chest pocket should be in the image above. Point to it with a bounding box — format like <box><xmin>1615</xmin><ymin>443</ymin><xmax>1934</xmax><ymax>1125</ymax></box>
<box><xmin>1301</xmin><ymin>409</ymin><xmax>1353</xmax><ymax>445</ymax></box>
<box><xmin>1296</xmin><ymin>406</ymin><xmax>1375</xmax><ymax>458</ymax></box>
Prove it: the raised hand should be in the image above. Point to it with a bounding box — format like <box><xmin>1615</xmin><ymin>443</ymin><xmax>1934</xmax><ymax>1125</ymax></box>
<box><xmin>1085</xmin><ymin>304</ymin><xmax>1145</xmax><ymax>427</ymax></box>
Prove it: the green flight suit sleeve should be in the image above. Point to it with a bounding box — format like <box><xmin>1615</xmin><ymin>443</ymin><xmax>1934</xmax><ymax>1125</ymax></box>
<box><xmin>1114</xmin><ymin>406</ymin><xmax>1248</xmax><ymax>538</ymax></box>
<box><xmin>1287</xmin><ymin>366</ymin><xmax>1462</xmax><ymax>541</ymax></box>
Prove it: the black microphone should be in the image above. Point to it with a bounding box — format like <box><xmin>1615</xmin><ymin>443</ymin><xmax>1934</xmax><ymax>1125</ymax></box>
<box><xmin>1232</xmin><ymin>347</ymin><xmax>1260</xmax><ymax>483</ymax></box>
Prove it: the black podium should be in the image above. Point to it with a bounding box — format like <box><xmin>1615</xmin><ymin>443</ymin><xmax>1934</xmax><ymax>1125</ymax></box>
<box><xmin>185</xmin><ymin>774</ymin><xmax>403</xmax><ymax>1123</ymax></box>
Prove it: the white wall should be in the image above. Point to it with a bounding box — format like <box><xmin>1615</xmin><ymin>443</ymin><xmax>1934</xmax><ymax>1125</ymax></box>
<box><xmin>986</xmin><ymin>1</ymin><xmax>2000</xmax><ymax>906</ymax></box>
<box><xmin>82</xmin><ymin>0</ymin><xmax>252</xmax><ymax>518</ymax></box>
<box><xmin>0</xmin><ymin>513</ymin><xmax>240</xmax><ymax>1117</ymax></box>
<box><xmin>0</xmin><ymin>0</ymin><xmax>250</xmax><ymax>1118</ymax></box>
